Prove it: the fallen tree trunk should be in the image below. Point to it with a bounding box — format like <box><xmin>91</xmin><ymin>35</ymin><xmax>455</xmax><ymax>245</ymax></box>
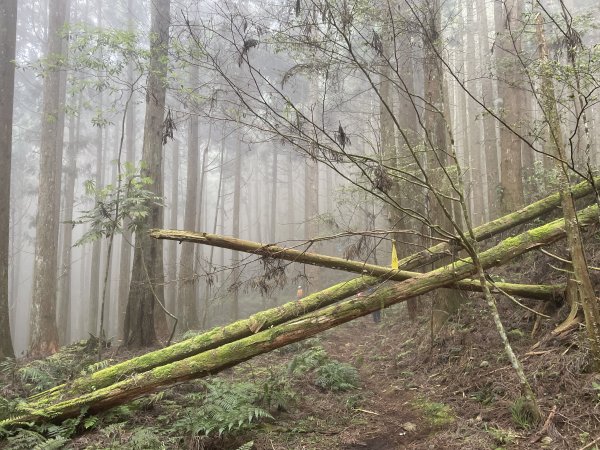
<box><xmin>157</xmin><ymin>178</ymin><xmax>598</xmax><ymax>273</ymax></box>
<box><xmin>5</xmin><ymin>203</ymin><xmax>597</xmax><ymax>426</ymax></box>
<box><xmin>28</xmin><ymin>268</ymin><xmax>558</xmax><ymax>409</ymax></box>
<box><xmin>396</xmin><ymin>177</ymin><xmax>599</xmax><ymax>270</ymax></box>
<box><xmin>27</xmin><ymin>276</ymin><xmax>380</xmax><ymax>407</ymax></box>
<box><xmin>151</xmin><ymin>229</ymin><xmax>564</xmax><ymax>302</ymax></box>
<box><xmin>151</xmin><ymin>177</ymin><xmax>598</xmax><ymax>276</ymax></box>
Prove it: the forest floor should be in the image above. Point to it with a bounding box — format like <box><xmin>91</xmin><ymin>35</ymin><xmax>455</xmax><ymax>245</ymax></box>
<box><xmin>4</xmin><ymin>242</ymin><xmax>600</xmax><ymax>449</ymax></box>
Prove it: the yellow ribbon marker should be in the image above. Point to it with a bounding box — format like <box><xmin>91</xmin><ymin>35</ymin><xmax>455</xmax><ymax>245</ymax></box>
<box><xmin>391</xmin><ymin>239</ymin><xmax>398</xmax><ymax>270</ymax></box>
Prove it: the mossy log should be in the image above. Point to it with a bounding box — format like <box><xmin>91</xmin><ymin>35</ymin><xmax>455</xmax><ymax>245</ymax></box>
<box><xmin>5</xmin><ymin>204</ymin><xmax>597</xmax><ymax>427</ymax></box>
<box><xmin>396</xmin><ymin>177</ymin><xmax>598</xmax><ymax>270</ymax></box>
<box><xmin>151</xmin><ymin>229</ymin><xmax>564</xmax><ymax>302</ymax></box>
<box><xmin>27</xmin><ymin>274</ymin><xmax>562</xmax><ymax>408</ymax></box>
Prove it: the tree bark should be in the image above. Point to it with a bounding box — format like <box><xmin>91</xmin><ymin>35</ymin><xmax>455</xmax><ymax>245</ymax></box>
<box><xmin>422</xmin><ymin>0</ymin><xmax>465</xmax><ymax>329</ymax></box>
<box><xmin>29</xmin><ymin>0</ymin><xmax>69</xmax><ymax>357</ymax></box>
<box><xmin>230</xmin><ymin>131</ymin><xmax>242</xmax><ymax>320</ymax></box>
<box><xmin>270</xmin><ymin>148</ymin><xmax>278</xmax><ymax>242</ymax></box>
<box><xmin>465</xmin><ymin>0</ymin><xmax>484</xmax><ymax>226</ymax></box>
<box><xmin>89</xmin><ymin>0</ymin><xmax>104</xmax><ymax>337</ymax></box>
<box><xmin>57</xmin><ymin>91</ymin><xmax>82</xmax><ymax>345</ymax></box>
<box><xmin>177</xmin><ymin>67</ymin><xmax>200</xmax><ymax>331</ymax></box>
<box><xmin>397</xmin><ymin>176</ymin><xmax>597</xmax><ymax>271</ymax></box>
<box><xmin>495</xmin><ymin>0</ymin><xmax>525</xmax><ymax>213</ymax></box>
<box><xmin>13</xmin><ymin>202</ymin><xmax>600</xmax><ymax>424</ymax></box>
<box><xmin>476</xmin><ymin>0</ymin><xmax>499</xmax><ymax>220</ymax></box>
<box><xmin>124</xmin><ymin>0</ymin><xmax>170</xmax><ymax>348</ymax></box>
<box><xmin>0</xmin><ymin>0</ymin><xmax>17</xmax><ymax>359</ymax></box>
<box><xmin>166</xmin><ymin>139</ymin><xmax>179</xmax><ymax>313</ymax></box>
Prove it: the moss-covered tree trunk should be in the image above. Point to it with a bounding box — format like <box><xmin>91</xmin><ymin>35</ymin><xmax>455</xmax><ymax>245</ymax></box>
<box><xmin>11</xmin><ymin>204</ymin><xmax>599</xmax><ymax>424</ymax></box>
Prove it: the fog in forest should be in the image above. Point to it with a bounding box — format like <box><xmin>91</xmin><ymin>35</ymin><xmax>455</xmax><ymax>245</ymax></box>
<box><xmin>1</xmin><ymin>0</ymin><xmax>599</xmax><ymax>360</ymax></box>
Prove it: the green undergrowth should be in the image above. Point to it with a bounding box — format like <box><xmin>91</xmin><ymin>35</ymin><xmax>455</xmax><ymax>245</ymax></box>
<box><xmin>287</xmin><ymin>341</ymin><xmax>360</xmax><ymax>392</ymax></box>
<box><xmin>0</xmin><ymin>337</ymin><xmax>361</xmax><ymax>449</ymax></box>
<box><xmin>413</xmin><ymin>397</ymin><xmax>455</xmax><ymax>426</ymax></box>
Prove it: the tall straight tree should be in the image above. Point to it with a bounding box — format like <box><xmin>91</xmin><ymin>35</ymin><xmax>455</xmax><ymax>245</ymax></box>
<box><xmin>422</xmin><ymin>0</ymin><xmax>463</xmax><ymax>329</ymax></box>
<box><xmin>465</xmin><ymin>0</ymin><xmax>484</xmax><ymax>225</ymax></box>
<box><xmin>29</xmin><ymin>0</ymin><xmax>69</xmax><ymax>357</ymax></box>
<box><xmin>177</xmin><ymin>67</ymin><xmax>200</xmax><ymax>331</ymax></box>
<box><xmin>230</xmin><ymin>131</ymin><xmax>242</xmax><ymax>321</ymax></box>
<box><xmin>0</xmin><ymin>0</ymin><xmax>18</xmax><ymax>359</ymax></box>
<box><xmin>476</xmin><ymin>0</ymin><xmax>499</xmax><ymax>220</ymax></box>
<box><xmin>117</xmin><ymin>0</ymin><xmax>137</xmax><ymax>337</ymax></box>
<box><xmin>89</xmin><ymin>0</ymin><xmax>104</xmax><ymax>336</ymax></box>
<box><xmin>166</xmin><ymin>138</ymin><xmax>179</xmax><ymax>313</ymax></box>
<box><xmin>495</xmin><ymin>0</ymin><xmax>525</xmax><ymax>213</ymax></box>
<box><xmin>57</xmin><ymin>92</ymin><xmax>82</xmax><ymax>345</ymax></box>
<box><xmin>124</xmin><ymin>0</ymin><xmax>171</xmax><ymax>347</ymax></box>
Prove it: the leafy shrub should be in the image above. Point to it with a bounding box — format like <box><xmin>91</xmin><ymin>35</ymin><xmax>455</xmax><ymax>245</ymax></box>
<box><xmin>315</xmin><ymin>361</ymin><xmax>359</xmax><ymax>392</ymax></box>
<box><xmin>173</xmin><ymin>379</ymin><xmax>273</xmax><ymax>438</ymax></box>
<box><xmin>288</xmin><ymin>346</ymin><xmax>329</xmax><ymax>375</ymax></box>
<box><xmin>261</xmin><ymin>370</ymin><xmax>296</xmax><ymax>411</ymax></box>
<box><xmin>510</xmin><ymin>396</ymin><xmax>540</xmax><ymax>429</ymax></box>
<box><xmin>276</xmin><ymin>337</ymin><xmax>322</xmax><ymax>355</ymax></box>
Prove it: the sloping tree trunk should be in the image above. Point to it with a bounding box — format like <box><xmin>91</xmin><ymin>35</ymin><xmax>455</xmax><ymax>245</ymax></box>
<box><xmin>29</xmin><ymin>0</ymin><xmax>69</xmax><ymax>357</ymax></box>
<box><xmin>124</xmin><ymin>0</ymin><xmax>171</xmax><ymax>348</ymax></box>
<box><xmin>27</xmin><ymin>191</ymin><xmax>582</xmax><ymax>407</ymax></box>
<box><xmin>151</xmin><ymin>229</ymin><xmax>563</xmax><ymax>301</ymax></box>
<box><xmin>14</xmin><ymin>203</ymin><xmax>600</xmax><ymax>423</ymax></box>
<box><xmin>0</xmin><ymin>0</ymin><xmax>17</xmax><ymax>359</ymax></box>
<box><xmin>536</xmin><ymin>16</ymin><xmax>600</xmax><ymax>368</ymax></box>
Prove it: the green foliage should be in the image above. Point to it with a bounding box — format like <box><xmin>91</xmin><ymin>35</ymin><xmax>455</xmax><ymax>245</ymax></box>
<box><xmin>288</xmin><ymin>346</ymin><xmax>329</xmax><ymax>375</ymax></box>
<box><xmin>80</xmin><ymin>359</ymin><xmax>114</xmax><ymax>376</ymax></box>
<box><xmin>288</xmin><ymin>345</ymin><xmax>360</xmax><ymax>392</ymax></box>
<box><xmin>236</xmin><ymin>441</ymin><xmax>255</xmax><ymax>450</ymax></box>
<box><xmin>315</xmin><ymin>361</ymin><xmax>359</xmax><ymax>392</ymax></box>
<box><xmin>276</xmin><ymin>337</ymin><xmax>321</xmax><ymax>355</ymax></box>
<box><xmin>414</xmin><ymin>398</ymin><xmax>455</xmax><ymax>426</ymax></box>
<box><xmin>101</xmin><ymin>404</ymin><xmax>135</xmax><ymax>424</ymax></box>
<box><xmin>1</xmin><ymin>343</ymin><xmax>99</xmax><ymax>397</ymax></box>
<box><xmin>0</xmin><ymin>407</ymin><xmax>88</xmax><ymax>449</ymax></box>
<box><xmin>260</xmin><ymin>370</ymin><xmax>296</xmax><ymax>411</ymax></box>
<box><xmin>510</xmin><ymin>396</ymin><xmax>540</xmax><ymax>429</ymax></box>
<box><xmin>4</xmin><ymin>429</ymin><xmax>51</xmax><ymax>450</ymax></box>
<box><xmin>523</xmin><ymin>161</ymin><xmax>560</xmax><ymax>203</ymax></box>
<box><xmin>72</xmin><ymin>163</ymin><xmax>163</xmax><ymax>246</ymax></box>
<box><xmin>485</xmin><ymin>425</ymin><xmax>518</xmax><ymax>446</ymax></box>
<box><xmin>129</xmin><ymin>426</ymin><xmax>167</xmax><ymax>449</ymax></box>
<box><xmin>178</xmin><ymin>329</ymin><xmax>201</xmax><ymax>341</ymax></box>
<box><xmin>172</xmin><ymin>379</ymin><xmax>274</xmax><ymax>438</ymax></box>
